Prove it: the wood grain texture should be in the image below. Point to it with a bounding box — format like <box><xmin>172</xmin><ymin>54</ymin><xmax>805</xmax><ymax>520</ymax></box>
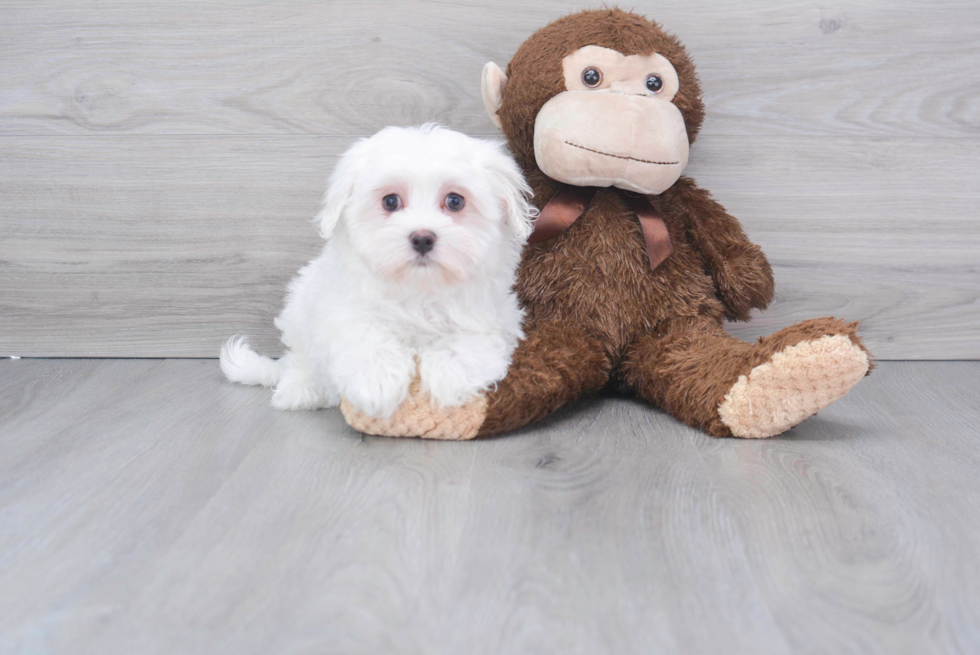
<box><xmin>1</xmin><ymin>135</ymin><xmax>977</xmax><ymax>358</ymax></box>
<box><xmin>1</xmin><ymin>1</ymin><xmax>977</xmax><ymax>137</ymax></box>
<box><xmin>0</xmin><ymin>1</ymin><xmax>978</xmax><ymax>358</ymax></box>
<box><xmin>0</xmin><ymin>358</ymin><xmax>978</xmax><ymax>654</ymax></box>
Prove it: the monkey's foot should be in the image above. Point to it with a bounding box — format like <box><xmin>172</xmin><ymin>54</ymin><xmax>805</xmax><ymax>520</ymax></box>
<box><xmin>340</xmin><ymin>378</ymin><xmax>487</xmax><ymax>440</ymax></box>
<box><xmin>718</xmin><ymin>334</ymin><xmax>870</xmax><ymax>439</ymax></box>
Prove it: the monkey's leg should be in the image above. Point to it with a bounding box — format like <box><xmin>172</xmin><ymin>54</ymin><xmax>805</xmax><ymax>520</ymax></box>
<box><xmin>341</xmin><ymin>322</ymin><xmax>611</xmax><ymax>439</ymax></box>
<box><xmin>477</xmin><ymin>322</ymin><xmax>612</xmax><ymax>436</ymax></box>
<box><xmin>622</xmin><ymin>317</ymin><xmax>871</xmax><ymax>438</ymax></box>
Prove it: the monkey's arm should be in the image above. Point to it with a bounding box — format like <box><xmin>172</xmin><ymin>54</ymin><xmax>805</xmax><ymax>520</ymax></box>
<box><xmin>664</xmin><ymin>178</ymin><xmax>775</xmax><ymax>321</ymax></box>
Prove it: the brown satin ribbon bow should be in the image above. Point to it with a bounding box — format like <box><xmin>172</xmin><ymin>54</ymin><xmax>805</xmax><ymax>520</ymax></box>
<box><xmin>528</xmin><ymin>185</ymin><xmax>673</xmax><ymax>270</ymax></box>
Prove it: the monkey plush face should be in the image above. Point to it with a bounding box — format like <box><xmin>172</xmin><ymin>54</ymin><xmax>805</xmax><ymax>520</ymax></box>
<box><xmin>532</xmin><ymin>45</ymin><xmax>688</xmax><ymax>194</ymax></box>
<box><xmin>482</xmin><ymin>9</ymin><xmax>704</xmax><ymax>195</ymax></box>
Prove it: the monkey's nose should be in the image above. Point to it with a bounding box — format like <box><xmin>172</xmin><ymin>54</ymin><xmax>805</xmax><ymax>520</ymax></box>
<box><xmin>410</xmin><ymin>230</ymin><xmax>437</xmax><ymax>255</ymax></box>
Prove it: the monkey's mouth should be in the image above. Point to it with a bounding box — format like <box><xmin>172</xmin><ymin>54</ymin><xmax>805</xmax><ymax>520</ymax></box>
<box><xmin>564</xmin><ymin>141</ymin><xmax>679</xmax><ymax>166</ymax></box>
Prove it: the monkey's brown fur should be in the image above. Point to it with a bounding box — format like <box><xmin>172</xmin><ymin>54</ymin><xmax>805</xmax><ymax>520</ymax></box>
<box><xmin>476</xmin><ymin>8</ymin><xmax>871</xmax><ymax>437</ymax></box>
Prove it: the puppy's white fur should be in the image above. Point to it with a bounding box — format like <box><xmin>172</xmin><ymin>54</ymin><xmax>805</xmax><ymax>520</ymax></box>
<box><xmin>221</xmin><ymin>124</ymin><xmax>535</xmax><ymax>418</ymax></box>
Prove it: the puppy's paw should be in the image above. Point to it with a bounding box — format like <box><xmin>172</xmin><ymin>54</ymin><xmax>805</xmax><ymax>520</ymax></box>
<box><xmin>338</xmin><ymin>366</ymin><xmax>413</xmax><ymax>418</ymax></box>
<box><xmin>341</xmin><ymin>378</ymin><xmax>487</xmax><ymax>440</ymax></box>
<box><xmin>418</xmin><ymin>339</ymin><xmax>509</xmax><ymax>409</ymax></box>
<box><xmin>271</xmin><ymin>352</ymin><xmax>338</xmax><ymax>411</ymax></box>
<box><xmin>419</xmin><ymin>359</ymin><xmax>480</xmax><ymax>409</ymax></box>
<box><xmin>272</xmin><ymin>380</ymin><xmax>328</xmax><ymax>411</ymax></box>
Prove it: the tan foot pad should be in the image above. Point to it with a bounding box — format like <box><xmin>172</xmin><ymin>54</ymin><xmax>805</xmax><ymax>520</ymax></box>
<box><xmin>340</xmin><ymin>379</ymin><xmax>487</xmax><ymax>440</ymax></box>
<box><xmin>718</xmin><ymin>334</ymin><xmax>869</xmax><ymax>439</ymax></box>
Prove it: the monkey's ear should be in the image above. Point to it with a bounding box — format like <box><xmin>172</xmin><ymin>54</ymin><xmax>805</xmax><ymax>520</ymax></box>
<box><xmin>482</xmin><ymin>62</ymin><xmax>508</xmax><ymax>129</ymax></box>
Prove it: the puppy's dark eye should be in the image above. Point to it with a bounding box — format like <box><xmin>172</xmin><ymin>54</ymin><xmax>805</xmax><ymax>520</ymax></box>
<box><xmin>445</xmin><ymin>193</ymin><xmax>465</xmax><ymax>212</ymax></box>
<box><xmin>382</xmin><ymin>194</ymin><xmax>401</xmax><ymax>212</ymax></box>
<box><xmin>645</xmin><ymin>74</ymin><xmax>664</xmax><ymax>93</ymax></box>
<box><xmin>582</xmin><ymin>67</ymin><xmax>602</xmax><ymax>88</ymax></box>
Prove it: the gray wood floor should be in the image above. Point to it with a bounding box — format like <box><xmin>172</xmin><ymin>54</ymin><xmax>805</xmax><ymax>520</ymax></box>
<box><xmin>1</xmin><ymin>358</ymin><xmax>978</xmax><ymax>654</ymax></box>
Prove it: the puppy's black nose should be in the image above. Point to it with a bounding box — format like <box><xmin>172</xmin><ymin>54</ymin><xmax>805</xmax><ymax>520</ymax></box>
<box><xmin>410</xmin><ymin>230</ymin><xmax>436</xmax><ymax>255</ymax></box>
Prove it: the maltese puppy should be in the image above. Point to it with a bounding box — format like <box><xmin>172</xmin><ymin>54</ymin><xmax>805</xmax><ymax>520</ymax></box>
<box><xmin>220</xmin><ymin>124</ymin><xmax>536</xmax><ymax>418</ymax></box>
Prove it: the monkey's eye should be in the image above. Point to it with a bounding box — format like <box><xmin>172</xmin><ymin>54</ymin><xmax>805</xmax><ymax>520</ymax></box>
<box><xmin>445</xmin><ymin>192</ymin><xmax>465</xmax><ymax>212</ymax></box>
<box><xmin>382</xmin><ymin>194</ymin><xmax>402</xmax><ymax>212</ymax></box>
<box><xmin>645</xmin><ymin>74</ymin><xmax>664</xmax><ymax>94</ymax></box>
<box><xmin>581</xmin><ymin>67</ymin><xmax>602</xmax><ymax>88</ymax></box>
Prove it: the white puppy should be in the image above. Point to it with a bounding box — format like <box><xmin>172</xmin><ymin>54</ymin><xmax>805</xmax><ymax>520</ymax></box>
<box><xmin>220</xmin><ymin>124</ymin><xmax>536</xmax><ymax>418</ymax></box>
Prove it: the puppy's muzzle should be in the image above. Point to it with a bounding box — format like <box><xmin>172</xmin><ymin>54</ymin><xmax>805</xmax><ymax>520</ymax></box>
<box><xmin>410</xmin><ymin>230</ymin><xmax>437</xmax><ymax>256</ymax></box>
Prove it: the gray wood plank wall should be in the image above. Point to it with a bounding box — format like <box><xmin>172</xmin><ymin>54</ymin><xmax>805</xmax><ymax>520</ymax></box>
<box><xmin>1</xmin><ymin>1</ymin><xmax>978</xmax><ymax>358</ymax></box>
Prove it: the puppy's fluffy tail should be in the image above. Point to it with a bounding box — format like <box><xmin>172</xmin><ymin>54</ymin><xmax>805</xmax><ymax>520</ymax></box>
<box><xmin>219</xmin><ymin>336</ymin><xmax>280</xmax><ymax>387</ymax></box>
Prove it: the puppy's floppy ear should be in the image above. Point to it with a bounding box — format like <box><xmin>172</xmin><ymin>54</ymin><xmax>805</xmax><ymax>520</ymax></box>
<box><xmin>485</xmin><ymin>143</ymin><xmax>537</xmax><ymax>242</ymax></box>
<box><xmin>315</xmin><ymin>138</ymin><xmax>367</xmax><ymax>239</ymax></box>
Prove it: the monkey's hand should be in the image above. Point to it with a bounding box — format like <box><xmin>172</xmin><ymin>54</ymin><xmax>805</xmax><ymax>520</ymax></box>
<box><xmin>710</xmin><ymin>242</ymin><xmax>775</xmax><ymax>322</ymax></box>
<box><xmin>664</xmin><ymin>178</ymin><xmax>775</xmax><ymax>321</ymax></box>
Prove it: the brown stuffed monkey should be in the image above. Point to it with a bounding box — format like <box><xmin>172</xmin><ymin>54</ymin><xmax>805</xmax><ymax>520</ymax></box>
<box><xmin>342</xmin><ymin>8</ymin><xmax>871</xmax><ymax>440</ymax></box>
